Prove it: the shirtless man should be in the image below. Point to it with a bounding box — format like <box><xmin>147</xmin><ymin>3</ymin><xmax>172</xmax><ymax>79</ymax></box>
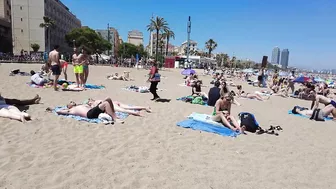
<box><xmin>86</xmin><ymin>98</ymin><xmax>151</xmax><ymax>116</ymax></box>
<box><xmin>292</xmin><ymin>104</ymin><xmax>336</xmax><ymax>121</ymax></box>
<box><xmin>72</xmin><ymin>48</ymin><xmax>83</xmax><ymax>88</ymax></box>
<box><xmin>48</xmin><ymin>45</ymin><xmax>61</xmax><ymax>91</ymax></box>
<box><xmin>311</xmin><ymin>94</ymin><xmax>336</xmax><ymax>109</ymax></box>
<box><xmin>56</xmin><ymin>98</ymin><xmax>124</xmax><ymax>123</ymax></box>
<box><xmin>77</xmin><ymin>48</ymin><xmax>90</xmax><ymax>86</ymax></box>
<box><xmin>211</xmin><ymin>94</ymin><xmax>244</xmax><ymax>133</ymax></box>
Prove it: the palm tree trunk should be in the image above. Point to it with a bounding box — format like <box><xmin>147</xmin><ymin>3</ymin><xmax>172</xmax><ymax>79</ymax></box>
<box><xmin>47</xmin><ymin>27</ymin><xmax>51</xmax><ymax>52</ymax></box>
<box><xmin>166</xmin><ymin>36</ymin><xmax>169</xmax><ymax>56</ymax></box>
<box><xmin>155</xmin><ymin>30</ymin><xmax>159</xmax><ymax>61</ymax></box>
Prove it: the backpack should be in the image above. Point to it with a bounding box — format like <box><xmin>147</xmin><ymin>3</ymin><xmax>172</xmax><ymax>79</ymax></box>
<box><xmin>238</xmin><ymin>112</ymin><xmax>260</xmax><ymax>133</ymax></box>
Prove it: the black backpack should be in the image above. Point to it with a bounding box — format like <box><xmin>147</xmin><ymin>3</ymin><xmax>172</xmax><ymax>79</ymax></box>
<box><xmin>238</xmin><ymin>112</ymin><xmax>260</xmax><ymax>133</ymax></box>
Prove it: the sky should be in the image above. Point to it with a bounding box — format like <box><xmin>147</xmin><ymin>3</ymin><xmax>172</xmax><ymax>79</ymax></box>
<box><xmin>62</xmin><ymin>0</ymin><xmax>336</xmax><ymax>69</ymax></box>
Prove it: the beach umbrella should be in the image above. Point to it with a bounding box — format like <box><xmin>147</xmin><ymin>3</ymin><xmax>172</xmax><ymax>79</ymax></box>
<box><xmin>181</xmin><ymin>69</ymin><xmax>196</xmax><ymax>76</ymax></box>
<box><xmin>293</xmin><ymin>76</ymin><xmax>316</xmax><ymax>83</ymax></box>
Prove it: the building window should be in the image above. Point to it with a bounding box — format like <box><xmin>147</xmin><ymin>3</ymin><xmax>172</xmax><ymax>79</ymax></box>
<box><xmin>21</xmin><ymin>18</ymin><xmax>22</xmax><ymax>21</ymax></box>
<box><xmin>7</xmin><ymin>10</ymin><xmax>9</xmax><ymax>16</ymax></box>
<box><xmin>21</xmin><ymin>29</ymin><xmax>23</xmax><ymax>32</ymax></box>
<box><xmin>20</xmin><ymin>6</ymin><xmax>22</xmax><ymax>10</ymax></box>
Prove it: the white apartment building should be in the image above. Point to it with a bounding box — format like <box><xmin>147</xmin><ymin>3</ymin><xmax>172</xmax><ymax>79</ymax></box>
<box><xmin>179</xmin><ymin>40</ymin><xmax>198</xmax><ymax>55</ymax></box>
<box><xmin>127</xmin><ymin>30</ymin><xmax>143</xmax><ymax>46</ymax></box>
<box><xmin>11</xmin><ymin>0</ymin><xmax>81</xmax><ymax>54</ymax></box>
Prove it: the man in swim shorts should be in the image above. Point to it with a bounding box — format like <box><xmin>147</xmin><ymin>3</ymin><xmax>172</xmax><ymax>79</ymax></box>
<box><xmin>60</xmin><ymin>60</ymin><xmax>68</xmax><ymax>81</ymax></box>
<box><xmin>72</xmin><ymin>48</ymin><xmax>83</xmax><ymax>88</ymax></box>
<box><xmin>48</xmin><ymin>45</ymin><xmax>61</xmax><ymax>91</ymax></box>
<box><xmin>311</xmin><ymin>94</ymin><xmax>336</xmax><ymax>110</ymax></box>
<box><xmin>56</xmin><ymin>98</ymin><xmax>124</xmax><ymax>123</ymax></box>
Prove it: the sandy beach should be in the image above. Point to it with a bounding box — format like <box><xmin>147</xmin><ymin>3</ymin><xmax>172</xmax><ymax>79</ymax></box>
<box><xmin>0</xmin><ymin>63</ymin><xmax>336</xmax><ymax>189</ymax></box>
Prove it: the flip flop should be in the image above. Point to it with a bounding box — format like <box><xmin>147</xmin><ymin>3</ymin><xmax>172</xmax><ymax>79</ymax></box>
<box><xmin>275</xmin><ymin>125</ymin><xmax>283</xmax><ymax>131</ymax></box>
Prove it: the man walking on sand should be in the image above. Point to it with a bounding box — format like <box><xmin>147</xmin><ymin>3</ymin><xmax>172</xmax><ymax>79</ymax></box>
<box><xmin>48</xmin><ymin>45</ymin><xmax>61</xmax><ymax>91</ymax></box>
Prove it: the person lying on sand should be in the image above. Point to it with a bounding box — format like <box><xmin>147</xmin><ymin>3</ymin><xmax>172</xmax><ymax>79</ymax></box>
<box><xmin>107</xmin><ymin>72</ymin><xmax>133</xmax><ymax>81</ymax></box>
<box><xmin>30</xmin><ymin>70</ymin><xmax>50</xmax><ymax>86</ymax></box>
<box><xmin>311</xmin><ymin>94</ymin><xmax>336</xmax><ymax>110</ymax></box>
<box><xmin>86</xmin><ymin>98</ymin><xmax>151</xmax><ymax>116</ymax></box>
<box><xmin>292</xmin><ymin>104</ymin><xmax>336</xmax><ymax>121</ymax></box>
<box><xmin>236</xmin><ymin>85</ymin><xmax>270</xmax><ymax>101</ymax></box>
<box><xmin>0</xmin><ymin>94</ymin><xmax>41</xmax><ymax>106</ymax></box>
<box><xmin>0</xmin><ymin>98</ymin><xmax>31</xmax><ymax>122</ymax></box>
<box><xmin>55</xmin><ymin>98</ymin><xmax>124</xmax><ymax>123</ymax></box>
<box><xmin>211</xmin><ymin>94</ymin><xmax>244</xmax><ymax>133</ymax></box>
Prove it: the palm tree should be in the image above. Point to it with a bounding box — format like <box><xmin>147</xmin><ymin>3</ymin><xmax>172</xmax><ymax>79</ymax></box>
<box><xmin>39</xmin><ymin>16</ymin><xmax>55</xmax><ymax>52</ymax></box>
<box><xmin>162</xmin><ymin>28</ymin><xmax>175</xmax><ymax>56</ymax></box>
<box><xmin>205</xmin><ymin>39</ymin><xmax>217</xmax><ymax>58</ymax></box>
<box><xmin>147</xmin><ymin>16</ymin><xmax>168</xmax><ymax>61</ymax></box>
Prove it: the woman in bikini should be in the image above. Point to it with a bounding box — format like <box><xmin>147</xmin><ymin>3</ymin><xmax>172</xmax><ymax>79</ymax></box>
<box><xmin>211</xmin><ymin>94</ymin><xmax>243</xmax><ymax>133</ymax></box>
<box><xmin>236</xmin><ymin>85</ymin><xmax>269</xmax><ymax>101</ymax></box>
<box><xmin>86</xmin><ymin>98</ymin><xmax>151</xmax><ymax>116</ymax></box>
<box><xmin>0</xmin><ymin>96</ymin><xmax>31</xmax><ymax>122</ymax></box>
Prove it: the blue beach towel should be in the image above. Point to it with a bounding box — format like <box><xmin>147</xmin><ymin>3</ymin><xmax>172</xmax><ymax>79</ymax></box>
<box><xmin>84</xmin><ymin>84</ymin><xmax>105</xmax><ymax>89</ymax></box>
<box><xmin>176</xmin><ymin>119</ymin><xmax>238</xmax><ymax>137</ymax></box>
<box><xmin>53</xmin><ymin>106</ymin><xmax>129</xmax><ymax>123</ymax></box>
<box><xmin>288</xmin><ymin>110</ymin><xmax>333</xmax><ymax>121</ymax></box>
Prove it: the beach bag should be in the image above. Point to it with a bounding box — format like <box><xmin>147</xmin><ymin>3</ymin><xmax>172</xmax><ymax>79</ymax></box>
<box><xmin>192</xmin><ymin>96</ymin><xmax>205</xmax><ymax>105</ymax></box>
<box><xmin>150</xmin><ymin>73</ymin><xmax>161</xmax><ymax>82</ymax></box>
<box><xmin>238</xmin><ymin>112</ymin><xmax>260</xmax><ymax>133</ymax></box>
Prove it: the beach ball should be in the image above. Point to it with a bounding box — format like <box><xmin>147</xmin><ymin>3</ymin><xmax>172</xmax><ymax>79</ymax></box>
<box><xmin>62</xmin><ymin>83</ymin><xmax>68</xmax><ymax>89</ymax></box>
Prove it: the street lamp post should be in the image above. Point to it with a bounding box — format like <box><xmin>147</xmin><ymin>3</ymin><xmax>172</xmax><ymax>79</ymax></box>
<box><xmin>72</xmin><ymin>39</ymin><xmax>76</xmax><ymax>48</ymax></box>
<box><xmin>107</xmin><ymin>23</ymin><xmax>110</xmax><ymax>56</ymax></box>
<box><xmin>186</xmin><ymin>16</ymin><xmax>191</xmax><ymax>67</ymax></box>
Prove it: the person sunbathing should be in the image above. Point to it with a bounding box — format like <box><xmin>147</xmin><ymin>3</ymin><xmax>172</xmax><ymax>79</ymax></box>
<box><xmin>0</xmin><ymin>99</ymin><xmax>31</xmax><ymax>122</ymax></box>
<box><xmin>30</xmin><ymin>70</ymin><xmax>49</xmax><ymax>86</ymax></box>
<box><xmin>237</xmin><ymin>85</ymin><xmax>269</xmax><ymax>101</ymax></box>
<box><xmin>0</xmin><ymin>94</ymin><xmax>41</xmax><ymax>106</ymax></box>
<box><xmin>311</xmin><ymin>94</ymin><xmax>336</xmax><ymax>109</ymax></box>
<box><xmin>211</xmin><ymin>94</ymin><xmax>244</xmax><ymax>133</ymax></box>
<box><xmin>292</xmin><ymin>104</ymin><xmax>336</xmax><ymax>121</ymax></box>
<box><xmin>56</xmin><ymin>98</ymin><xmax>124</xmax><ymax>123</ymax></box>
<box><xmin>86</xmin><ymin>98</ymin><xmax>151</xmax><ymax>116</ymax></box>
<box><xmin>107</xmin><ymin>72</ymin><xmax>133</xmax><ymax>81</ymax></box>
<box><xmin>192</xmin><ymin>80</ymin><xmax>208</xmax><ymax>99</ymax></box>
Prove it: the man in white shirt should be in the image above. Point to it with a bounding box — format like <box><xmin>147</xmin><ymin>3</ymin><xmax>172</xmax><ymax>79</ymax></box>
<box><xmin>30</xmin><ymin>70</ymin><xmax>48</xmax><ymax>86</ymax></box>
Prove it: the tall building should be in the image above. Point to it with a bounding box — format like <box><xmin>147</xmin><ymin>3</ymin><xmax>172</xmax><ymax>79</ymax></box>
<box><xmin>127</xmin><ymin>30</ymin><xmax>143</xmax><ymax>46</ymax></box>
<box><xmin>96</xmin><ymin>27</ymin><xmax>120</xmax><ymax>57</ymax></box>
<box><xmin>11</xmin><ymin>0</ymin><xmax>81</xmax><ymax>54</ymax></box>
<box><xmin>0</xmin><ymin>0</ymin><xmax>12</xmax><ymax>53</ymax></box>
<box><xmin>280</xmin><ymin>49</ymin><xmax>289</xmax><ymax>69</ymax></box>
<box><xmin>271</xmin><ymin>46</ymin><xmax>280</xmax><ymax>64</ymax></box>
<box><xmin>148</xmin><ymin>33</ymin><xmax>166</xmax><ymax>56</ymax></box>
<box><xmin>179</xmin><ymin>40</ymin><xmax>198</xmax><ymax>55</ymax></box>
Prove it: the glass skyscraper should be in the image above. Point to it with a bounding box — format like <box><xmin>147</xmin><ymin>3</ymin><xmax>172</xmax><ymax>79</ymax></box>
<box><xmin>271</xmin><ymin>47</ymin><xmax>280</xmax><ymax>64</ymax></box>
<box><xmin>280</xmin><ymin>49</ymin><xmax>289</xmax><ymax>69</ymax></box>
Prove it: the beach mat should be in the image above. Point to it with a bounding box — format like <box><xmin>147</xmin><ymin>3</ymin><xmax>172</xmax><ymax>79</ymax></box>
<box><xmin>53</xmin><ymin>106</ymin><xmax>130</xmax><ymax>124</ymax></box>
<box><xmin>177</xmin><ymin>118</ymin><xmax>238</xmax><ymax>137</ymax></box>
<box><xmin>27</xmin><ymin>82</ymin><xmax>105</xmax><ymax>89</ymax></box>
<box><xmin>288</xmin><ymin>110</ymin><xmax>333</xmax><ymax>121</ymax></box>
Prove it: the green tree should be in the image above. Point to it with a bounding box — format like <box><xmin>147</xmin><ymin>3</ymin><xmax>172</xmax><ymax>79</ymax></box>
<box><xmin>205</xmin><ymin>39</ymin><xmax>217</xmax><ymax>58</ymax></box>
<box><xmin>118</xmin><ymin>42</ymin><xmax>147</xmax><ymax>59</ymax></box>
<box><xmin>39</xmin><ymin>16</ymin><xmax>55</xmax><ymax>52</ymax></box>
<box><xmin>147</xmin><ymin>16</ymin><xmax>168</xmax><ymax>61</ymax></box>
<box><xmin>30</xmin><ymin>43</ymin><xmax>40</xmax><ymax>52</ymax></box>
<box><xmin>215</xmin><ymin>53</ymin><xmax>229</xmax><ymax>67</ymax></box>
<box><xmin>162</xmin><ymin>29</ymin><xmax>175</xmax><ymax>56</ymax></box>
<box><xmin>65</xmin><ymin>27</ymin><xmax>111</xmax><ymax>54</ymax></box>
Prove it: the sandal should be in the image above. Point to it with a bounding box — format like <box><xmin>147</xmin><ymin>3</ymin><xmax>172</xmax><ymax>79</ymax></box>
<box><xmin>275</xmin><ymin>125</ymin><xmax>283</xmax><ymax>131</ymax></box>
<box><xmin>45</xmin><ymin>107</ymin><xmax>52</xmax><ymax>112</ymax></box>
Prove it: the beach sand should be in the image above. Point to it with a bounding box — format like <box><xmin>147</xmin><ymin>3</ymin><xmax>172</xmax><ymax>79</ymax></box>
<box><xmin>0</xmin><ymin>63</ymin><xmax>335</xmax><ymax>189</ymax></box>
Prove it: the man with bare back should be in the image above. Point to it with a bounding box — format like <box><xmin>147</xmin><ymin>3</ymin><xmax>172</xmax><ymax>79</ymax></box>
<box><xmin>48</xmin><ymin>45</ymin><xmax>61</xmax><ymax>90</ymax></box>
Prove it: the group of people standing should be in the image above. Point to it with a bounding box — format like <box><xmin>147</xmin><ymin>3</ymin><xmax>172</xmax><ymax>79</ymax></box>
<box><xmin>47</xmin><ymin>45</ymin><xmax>90</xmax><ymax>90</ymax></box>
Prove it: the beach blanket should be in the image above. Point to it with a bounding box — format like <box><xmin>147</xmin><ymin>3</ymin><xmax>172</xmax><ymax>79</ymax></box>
<box><xmin>123</xmin><ymin>86</ymin><xmax>150</xmax><ymax>93</ymax></box>
<box><xmin>176</xmin><ymin>112</ymin><xmax>239</xmax><ymax>137</ymax></box>
<box><xmin>288</xmin><ymin>110</ymin><xmax>333</xmax><ymax>121</ymax></box>
<box><xmin>176</xmin><ymin>96</ymin><xmax>208</xmax><ymax>106</ymax></box>
<box><xmin>53</xmin><ymin>106</ymin><xmax>130</xmax><ymax>124</ymax></box>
